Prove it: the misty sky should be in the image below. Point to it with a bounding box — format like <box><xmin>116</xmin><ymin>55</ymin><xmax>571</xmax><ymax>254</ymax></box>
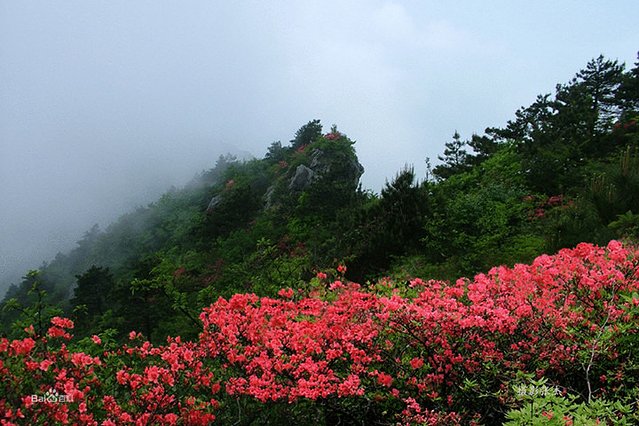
<box><xmin>1</xmin><ymin>1</ymin><xmax>638</xmax><ymax>292</ymax></box>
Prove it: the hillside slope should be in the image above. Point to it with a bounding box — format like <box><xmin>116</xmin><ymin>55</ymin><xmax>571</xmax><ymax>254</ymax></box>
<box><xmin>1</xmin><ymin>54</ymin><xmax>638</xmax><ymax>345</ymax></box>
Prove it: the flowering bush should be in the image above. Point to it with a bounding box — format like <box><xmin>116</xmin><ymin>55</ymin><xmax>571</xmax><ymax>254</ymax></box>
<box><xmin>1</xmin><ymin>241</ymin><xmax>638</xmax><ymax>424</ymax></box>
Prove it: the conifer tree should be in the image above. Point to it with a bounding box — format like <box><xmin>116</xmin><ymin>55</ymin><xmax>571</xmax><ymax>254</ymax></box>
<box><xmin>433</xmin><ymin>131</ymin><xmax>469</xmax><ymax>179</ymax></box>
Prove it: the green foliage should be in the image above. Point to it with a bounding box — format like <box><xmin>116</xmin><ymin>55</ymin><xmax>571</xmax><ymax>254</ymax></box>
<box><xmin>1</xmin><ymin>271</ymin><xmax>63</xmax><ymax>338</ymax></box>
<box><xmin>486</xmin><ymin>55</ymin><xmax>627</xmax><ymax>194</ymax></box>
<box><xmin>540</xmin><ymin>198</ymin><xmax>610</xmax><ymax>253</ymax></box>
<box><xmin>264</xmin><ymin>140</ymin><xmax>288</xmax><ymax>163</ymax></box>
<box><xmin>290</xmin><ymin>119</ymin><xmax>323</xmax><ymax>149</ymax></box>
<box><xmin>71</xmin><ymin>266</ymin><xmax>114</xmax><ymax>336</ymax></box>
<box><xmin>433</xmin><ymin>131</ymin><xmax>470</xmax><ymax>180</ymax></box>
<box><xmin>203</xmin><ymin>236</ymin><xmax>310</xmax><ymax>299</ymax></box>
<box><xmin>414</xmin><ymin>148</ymin><xmax>543</xmax><ymax>280</ymax></box>
<box><xmin>617</xmin><ymin>53</ymin><xmax>639</xmax><ymax>118</ymax></box>
<box><xmin>609</xmin><ymin>211</ymin><xmax>639</xmax><ymax>240</ymax></box>
<box><xmin>591</xmin><ymin>146</ymin><xmax>639</xmax><ymax>222</ymax></box>
<box><xmin>505</xmin><ymin>377</ymin><xmax>637</xmax><ymax>425</ymax></box>
<box><xmin>349</xmin><ymin>167</ymin><xmax>430</xmax><ymax>279</ymax></box>
<box><xmin>573</xmin><ymin>54</ymin><xmax>625</xmax><ymax>135</ymax></box>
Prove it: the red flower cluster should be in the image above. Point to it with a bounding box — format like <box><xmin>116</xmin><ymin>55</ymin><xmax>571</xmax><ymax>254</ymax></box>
<box><xmin>198</xmin><ymin>289</ymin><xmax>380</xmax><ymax>401</ymax></box>
<box><xmin>324</xmin><ymin>132</ymin><xmax>340</xmax><ymax>140</ymax></box>
<box><xmin>527</xmin><ymin>194</ymin><xmax>569</xmax><ymax>219</ymax></box>
<box><xmin>1</xmin><ymin>241</ymin><xmax>638</xmax><ymax>424</ymax></box>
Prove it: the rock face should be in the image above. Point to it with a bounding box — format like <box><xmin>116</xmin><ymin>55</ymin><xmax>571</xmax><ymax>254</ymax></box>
<box><xmin>288</xmin><ymin>148</ymin><xmax>364</xmax><ymax>192</ymax></box>
<box><xmin>289</xmin><ymin>165</ymin><xmax>315</xmax><ymax>191</ymax></box>
<box><xmin>263</xmin><ymin>185</ymin><xmax>276</xmax><ymax>210</ymax></box>
<box><xmin>313</xmin><ymin>148</ymin><xmax>365</xmax><ymax>183</ymax></box>
<box><xmin>206</xmin><ymin>194</ymin><xmax>222</xmax><ymax>214</ymax></box>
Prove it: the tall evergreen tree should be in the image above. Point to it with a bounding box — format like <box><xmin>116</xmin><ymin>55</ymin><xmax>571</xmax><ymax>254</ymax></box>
<box><xmin>290</xmin><ymin>119</ymin><xmax>322</xmax><ymax>149</ymax></box>
<box><xmin>467</xmin><ymin>134</ymin><xmax>499</xmax><ymax>165</ymax></box>
<box><xmin>350</xmin><ymin>167</ymin><xmax>429</xmax><ymax>278</ymax></box>
<box><xmin>617</xmin><ymin>52</ymin><xmax>639</xmax><ymax>118</ymax></box>
<box><xmin>433</xmin><ymin>131</ymin><xmax>470</xmax><ymax>179</ymax></box>
<box><xmin>573</xmin><ymin>55</ymin><xmax>625</xmax><ymax>134</ymax></box>
<box><xmin>378</xmin><ymin>166</ymin><xmax>429</xmax><ymax>252</ymax></box>
<box><xmin>70</xmin><ymin>266</ymin><xmax>114</xmax><ymax>334</ymax></box>
<box><xmin>71</xmin><ymin>266</ymin><xmax>113</xmax><ymax>318</ymax></box>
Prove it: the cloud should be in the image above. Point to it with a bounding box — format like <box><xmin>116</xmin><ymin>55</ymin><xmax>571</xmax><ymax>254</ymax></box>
<box><xmin>370</xmin><ymin>1</ymin><xmax>480</xmax><ymax>52</ymax></box>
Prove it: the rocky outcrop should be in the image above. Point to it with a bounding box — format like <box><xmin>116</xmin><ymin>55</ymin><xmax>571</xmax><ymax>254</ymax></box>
<box><xmin>288</xmin><ymin>148</ymin><xmax>364</xmax><ymax>193</ymax></box>
<box><xmin>289</xmin><ymin>165</ymin><xmax>315</xmax><ymax>191</ymax></box>
<box><xmin>310</xmin><ymin>148</ymin><xmax>364</xmax><ymax>185</ymax></box>
<box><xmin>309</xmin><ymin>149</ymin><xmax>327</xmax><ymax>172</ymax></box>
<box><xmin>263</xmin><ymin>185</ymin><xmax>276</xmax><ymax>209</ymax></box>
<box><xmin>206</xmin><ymin>194</ymin><xmax>222</xmax><ymax>214</ymax></box>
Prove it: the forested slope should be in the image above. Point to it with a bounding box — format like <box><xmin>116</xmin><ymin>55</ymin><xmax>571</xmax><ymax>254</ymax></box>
<box><xmin>2</xmin><ymin>54</ymin><xmax>638</xmax><ymax>345</ymax></box>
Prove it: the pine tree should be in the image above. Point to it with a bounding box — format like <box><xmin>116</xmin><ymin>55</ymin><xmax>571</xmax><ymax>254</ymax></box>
<box><xmin>571</xmin><ymin>54</ymin><xmax>624</xmax><ymax>134</ymax></box>
<box><xmin>290</xmin><ymin>119</ymin><xmax>322</xmax><ymax>149</ymax></box>
<box><xmin>433</xmin><ymin>131</ymin><xmax>470</xmax><ymax>179</ymax></box>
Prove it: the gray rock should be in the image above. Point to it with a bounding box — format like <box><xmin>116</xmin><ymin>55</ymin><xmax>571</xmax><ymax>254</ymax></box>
<box><xmin>206</xmin><ymin>194</ymin><xmax>223</xmax><ymax>213</ymax></box>
<box><xmin>288</xmin><ymin>148</ymin><xmax>365</xmax><ymax>193</ymax></box>
<box><xmin>312</xmin><ymin>148</ymin><xmax>363</xmax><ymax>185</ymax></box>
<box><xmin>309</xmin><ymin>149</ymin><xmax>327</xmax><ymax>172</ymax></box>
<box><xmin>264</xmin><ymin>185</ymin><xmax>276</xmax><ymax>209</ymax></box>
<box><xmin>289</xmin><ymin>164</ymin><xmax>315</xmax><ymax>191</ymax></box>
